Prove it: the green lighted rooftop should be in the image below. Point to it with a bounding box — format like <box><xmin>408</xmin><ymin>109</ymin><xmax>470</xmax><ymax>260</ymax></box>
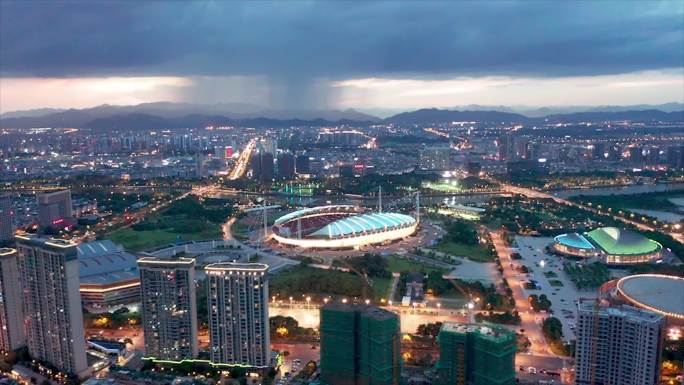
<box><xmin>585</xmin><ymin>227</ymin><xmax>661</xmax><ymax>256</ymax></box>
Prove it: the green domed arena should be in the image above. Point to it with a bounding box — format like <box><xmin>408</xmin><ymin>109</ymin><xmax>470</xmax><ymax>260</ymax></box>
<box><xmin>552</xmin><ymin>227</ymin><xmax>662</xmax><ymax>265</ymax></box>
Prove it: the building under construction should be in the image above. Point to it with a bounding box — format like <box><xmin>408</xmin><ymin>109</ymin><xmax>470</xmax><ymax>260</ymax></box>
<box><xmin>319</xmin><ymin>302</ymin><xmax>400</xmax><ymax>385</ymax></box>
<box><xmin>574</xmin><ymin>300</ymin><xmax>665</xmax><ymax>385</ymax></box>
<box><xmin>436</xmin><ymin>322</ymin><xmax>516</xmax><ymax>385</ymax></box>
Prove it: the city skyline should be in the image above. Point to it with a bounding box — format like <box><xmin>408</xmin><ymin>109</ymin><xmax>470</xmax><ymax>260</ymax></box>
<box><xmin>0</xmin><ymin>1</ymin><xmax>683</xmax><ymax>384</ymax></box>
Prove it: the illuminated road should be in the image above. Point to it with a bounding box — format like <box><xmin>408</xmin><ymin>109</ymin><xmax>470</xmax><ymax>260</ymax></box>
<box><xmin>228</xmin><ymin>138</ymin><xmax>257</xmax><ymax>180</ymax></box>
<box><xmin>81</xmin><ymin>185</ymin><xmax>216</xmax><ymax>243</ymax></box>
<box><xmin>490</xmin><ymin>229</ymin><xmax>550</xmax><ymax>355</ymax></box>
<box><xmin>269</xmin><ymin>301</ymin><xmax>469</xmax><ymax>334</ymax></box>
<box><xmin>499</xmin><ymin>182</ymin><xmax>684</xmax><ymax>244</ymax></box>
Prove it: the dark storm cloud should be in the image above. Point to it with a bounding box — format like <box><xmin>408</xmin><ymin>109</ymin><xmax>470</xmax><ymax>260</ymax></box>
<box><xmin>1</xmin><ymin>1</ymin><xmax>682</xmax><ymax>80</ymax></box>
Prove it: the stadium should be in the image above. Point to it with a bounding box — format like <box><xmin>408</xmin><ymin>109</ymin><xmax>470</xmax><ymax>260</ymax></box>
<box><xmin>271</xmin><ymin>205</ymin><xmax>418</xmax><ymax>249</ymax></box>
<box><xmin>551</xmin><ymin>227</ymin><xmax>662</xmax><ymax>265</ymax></box>
<box><xmin>600</xmin><ymin>274</ymin><xmax>684</xmax><ymax>324</ymax></box>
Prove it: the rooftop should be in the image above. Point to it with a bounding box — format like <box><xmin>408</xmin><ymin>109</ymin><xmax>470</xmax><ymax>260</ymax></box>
<box><xmin>616</xmin><ymin>274</ymin><xmax>684</xmax><ymax>319</ymax></box>
<box><xmin>137</xmin><ymin>256</ymin><xmax>195</xmax><ymax>267</ymax></box>
<box><xmin>321</xmin><ymin>302</ymin><xmax>398</xmax><ymax>321</ymax></box>
<box><xmin>554</xmin><ymin>233</ymin><xmax>595</xmax><ymax>250</ymax></box>
<box><xmin>585</xmin><ymin>227</ymin><xmax>661</xmax><ymax>255</ymax></box>
<box><xmin>311</xmin><ymin>212</ymin><xmax>416</xmax><ymax>238</ymax></box>
<box><xmin>578</xmin><ymin>300</ymin><xmax>666</xmax><ymax>323</ymax></box>
<box><xmin>77</xmin><ymin>240</ymin><xmax>139</xmax><ymax>285</ymax></box>
<box><xmin>439</xmin><ymin>322</ymin><xmax>515</xmax><ymax>342</ymax></box>
<box><xmin>205</xmin><ymin>262</ymin><xmax>269</xmax><ymax>272</ymax></box>
<box><xmin>274</xmin><ymin>205</ymin><xmax>357</xmax><ymax>225</ymax></box>
<box><xmin>15</xmin><ymin>234</ymin><xmax>77</xmax><ymax>256</ymax></box>
<box><xmin>87</xmin><ymin>339</ymin><xmax>126</xmax><ymax>351</ymax></box>
<box><xmin>77</xmin><ymin>240</ymin><xmax>122</xmax><ymax>258</ymax></box>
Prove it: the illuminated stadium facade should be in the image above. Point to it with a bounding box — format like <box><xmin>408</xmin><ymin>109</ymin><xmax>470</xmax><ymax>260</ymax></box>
<box><xmin>551</xmin><ymin>227</ymin><xmax>662</xmax><ymax>265</ymax></box>
<box><xmin>272</xmin><ymin>205</ymin><xmax>418</xmax><ymax>249</ymax></box>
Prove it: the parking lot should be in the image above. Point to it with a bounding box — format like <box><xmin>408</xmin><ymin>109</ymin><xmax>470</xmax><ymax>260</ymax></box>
<box><xmin>513</xmin><ymin>236</ymin><xmax>599</xmax><ymax>342</ymax></box>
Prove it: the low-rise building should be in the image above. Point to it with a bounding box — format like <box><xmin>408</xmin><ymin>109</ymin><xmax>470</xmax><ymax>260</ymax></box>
<box><xmin>77</xmin><ymin>240</ymin><xmax>140</xmax><ymax>307</ymax></box>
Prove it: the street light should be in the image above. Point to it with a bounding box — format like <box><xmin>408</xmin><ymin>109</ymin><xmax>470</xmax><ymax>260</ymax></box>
<box><xmin>306</xmin><ymin>296</ymin><xmax>311</xmax><ymax>309</ymax></box>
<box><xmin>365</xmin><ymin>299</ymin><xmax>370</xmax><ymax>305</ymax></box>
<box><xmin>437</xmin><ymin>302</ymin><xmax>441</xmax><ymax>315</ymax></box>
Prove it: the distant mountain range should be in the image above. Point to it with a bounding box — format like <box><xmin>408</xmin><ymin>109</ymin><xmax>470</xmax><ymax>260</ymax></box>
<box><xmin>384</xmin><ymin>109</ymin><xmax>527</xmax><ymax>124</ymax></box>
<box><xmin>415</xmin><ymin>103</ymin><xmax>684</xmax><ymax>118</ymax></box>
<box><xmin>385</xmin><ymin>108</ymin><xmax>684</xmax><ymax>125</ymax></box>
<box><xmin>0</xmin><ymin>102</ymin><xmax>682</xmax><ymax>129</ymax></box>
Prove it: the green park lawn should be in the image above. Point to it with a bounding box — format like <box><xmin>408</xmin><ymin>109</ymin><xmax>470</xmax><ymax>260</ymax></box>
<box><xmin>107</xmin><ymin>225</ymin><xmax>222</xmax><ymax>251</ymax></box>
<box><xmin>385</xmin><ymin>255</ymin><xmax>445</xmax><ymax>274</ymax></box>
<box><xmin>231</xmin><ymin>221</ymin><xmax>250</xmax><ymax>239</ymax></box>
<box><xmin>371</xmin><ymin>277</ymin><xmax>392</xmax><ymax>301</ymax></box>
<box><xmin>270</xmin><ymin>266</ymin><xmax>370</xmax><ymax>299</ymax></box>
<box><xmin>435</xmin><ymin>240</ymin><xmax>495</xmax><ymax>262</ymax></box>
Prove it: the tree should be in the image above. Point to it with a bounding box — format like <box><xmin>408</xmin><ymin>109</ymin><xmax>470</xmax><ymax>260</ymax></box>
<box><xmin>542</xmin><ymin>317</ymin><xmax>563</xmax><ymax>341</ymax></box>
<box><xmin>346</xmin><ymin>254</ymin><xmax>390</xmax><ymax>278</ymax></box>
<box><xmin>415</xmin><ymin>322</ymin><xmax>443</xmax><ymax>338</ymax></box>
<box><xmin>528</xmin><ymin>294</ymin><xmax>552</xmax><ymax>312</ymax></box>
<box><xmin>445</xmin><ymin>220</ymin><xmax>479</xmax><ymax>245</ymax></box>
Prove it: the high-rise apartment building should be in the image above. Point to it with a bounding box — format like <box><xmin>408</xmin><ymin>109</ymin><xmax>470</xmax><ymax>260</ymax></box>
<box><xmin>37</xmin><ymin>189</ymin><xmax>73</xmax><ymax>228</ymax></box>
<box><xmin>260</xmin><ymin>152</ymin><xmax>275</xmax><ymax>182</ymax></box>
<box><xmin>14</xmin><ymin>235</ymin><xmax>89</xmax><ymax>377</ymax></box>
<box><xmin>629</xmin><ymin>146</ymin><xmax>645</xmax><ymax>165</ymax></box>
<box><xmin>0</xmin><ymin>195</ymin><xmax>14</xmax><ymax>245</ymax></box>
<box><xmin>575</xmin><ymin>301</ymin><xmax>665</xmax><ymax>385</ymax></box>
<box><xmin>205</xmin><ymin>262</ymin><xmax>270</xmax><ymax>367</ymax></box>
<box><xmin>295</xmin><ymin>155</ymin><xmax>310</xmax><ymax>175</ymax></box>
<box><xmin>259</xmin><ymin>138</ymin><xmax>278</xmax><ymax>156</ymax></box>
<box><xmin>277</xmin><ymin>152</ymin><xmax>295</xmax><ymax>180</ymax></box>
<box><xmin>593</xmin><ymin>142</ymin><xmax>607</xmax><ymax>160</ymax></box>
<box><xmin>419</xmin><ymin>146</ymin><xmax>451</xmax><ymax>171</ymax></box>
<box><xmin>667</xmin><ymin>145</ymin><xmax>684</xmax><ymax>170</ymax></box>
<box><xmin>608</xmin><ymin>144</ymin><xmax>622</xmax><ymax>161</ymax></box>
<box><xmin>138</xmin><ymin>256</ymin><xmax>198</xmax><ymax>361</ymax></box>
<box><xmin>497</xmin><ymin>135</ymin><xmax>510</xmax><ymax>161</ymax></box>
<box><xmin>435</xmin><ymin>322</ymin><xmax>516</xmax><ymax>385</ymax></box>
<box><xmin>0</xmin><ymin>248</ymin><xmax>25</xmax><ymax>353</ymax></box>
<box><xmin>320</xmin><ymin>303</ymin><xmax>400</xmax><ymax>385</ymax></box>
<box><xmin>251</xmin><ymin>151</ymin><xmax>275</xmax><ymax>182</ymax></box>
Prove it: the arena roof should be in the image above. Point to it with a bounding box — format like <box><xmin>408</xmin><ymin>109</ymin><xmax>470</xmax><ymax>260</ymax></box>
<box><xmin>617</xmin><ymin>274</ymin><xmax>684</xmax><ymax>319</ymax></box>
<box><xmin>77</xmin><ymin>239</ymin><xmax>121</xmax><ymax>258</ymax></box>
<box><xmin>554</xmin><ymin>233</ymin><xmax>595</xmax><ymax>250</ymax></box>
<box><xmin>274</xmin><ymin>205</ymin><xmax>356</xmax><ymax>225</ymax></box>
<box><xmin>310</xmin><ymin>212</ymin><xmax>416</xmax><ymax>238</ymax></box>
<box><xmin>585</xmin><ymin>227</ymin><xmax>661</xmax><ymax>255</ymax></box>
<box><xmin>77</xmin><ymin>240</ymin><xmax>139</xmax><ymax>285</ymax></box>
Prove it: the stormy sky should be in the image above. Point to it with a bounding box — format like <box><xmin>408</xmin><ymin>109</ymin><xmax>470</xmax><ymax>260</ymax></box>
<box><xmin>1</xmin><ymin>1</ymin><xmax>683</xmax><ymax>113</ymax></box>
